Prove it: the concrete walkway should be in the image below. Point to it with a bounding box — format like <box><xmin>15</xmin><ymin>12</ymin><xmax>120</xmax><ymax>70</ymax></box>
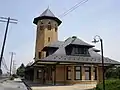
<box><xmin>31</xmin><ymin>85</ymin><xmax>94</xmax><ymax>90</ymax></box>
<box><xmin>24</xmin><ymin>80</ymin><xmax>96</xmax><ymax>90</ymax></box>
<box><xmin>0</xmin><ymin>78</ymin><xmax>28</xmax><ymax>90</ymax></box>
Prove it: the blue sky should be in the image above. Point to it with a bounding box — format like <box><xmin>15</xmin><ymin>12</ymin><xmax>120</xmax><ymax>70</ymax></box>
<box><xmin>0</xmin><ymin>0</ymin><xmax>120</xmax><ymax>72</ymax></box>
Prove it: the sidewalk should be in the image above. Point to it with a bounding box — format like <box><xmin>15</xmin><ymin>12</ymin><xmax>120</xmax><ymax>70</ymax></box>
<box><xmin>24</xmin><ymin>80</ymin><xmax>96</xmax><ymax>90</ymax></box>
<box><xmin>0</xmin><ymin>78</ymin><xmax>28</xmax><ymax>90</ymax></box>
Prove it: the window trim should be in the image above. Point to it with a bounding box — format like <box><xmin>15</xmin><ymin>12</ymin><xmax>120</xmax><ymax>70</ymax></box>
<box><xmin>37</xmin><ymin>69</ymin><xmax>42</xmax><ymax>79</ymax></box>
<box><xmin>48</xmin><ymin>22</ymin><xmax>51</xmax><ymax>30</ymax></box>
<box><xmin>93</xmin><ymin>67</ymin><xmax>97</xmax><ymax>80</ymax></box>
<box><xmin>48</xmin><ymin>37</ymin><xmax>50</xmax><ymax>42</ymax></box>
<box><xmin>85</xmin><ymin>66</ymin><xmax>91</xmax><ymax>80</ymax></box>
<box><xmin>40</xmin><ymin>25</ymin><xmax>44</xmax><ymax>30</ymax></box>
<box><xmin>66</xmin><ymin>66</ymin><xmax>71</xmax><ymax>80</ymax></box>
<box><xmin>74</xmin><ymin>66</ymin><xmax>82</xmax><ymax>80</ymax></box>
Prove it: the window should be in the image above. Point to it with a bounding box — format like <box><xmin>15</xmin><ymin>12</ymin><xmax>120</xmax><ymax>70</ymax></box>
<box><xmin>48</xmin><ymin>37</ymin><xmax>50</xmax><ymax>42</ymax></box>
<box><xmin>40</xmin><ymin>25</ymin><xmax>44</xmax><ymax>30</ymax></box>
<box><xmin>38</xmin><ymin>52</ymin><xmax>41</xmax><ymax>59</ymax></box>
<box><xmin>93</xmin><ymin>67</ymin><xmax>97</xmax><ymax>80</ymax></box>
<box><xmin>72</xmin><ymin>46</ymin><xmax>89</xmax><ymax>55</ymax></box>
<box><xmin>74</xmin><ymin>66</ymin><xmax>82</xmax><ymax>80</ymax></box>
<box><xmin>55</xmin><ymin>27</ymin><xmax>57</xmax><ymax>32</ymax></box>
<box><xmin>66</xmin><ymin>66</ymin><xmax>71</xmax><ymax>80</ymax></box>
<box><xmin>85</xmin><ymin>67</ymin><xmax>91</xmax><ymax>80</ymax></box>
<box><xmin>55</xmin><ymin>24</ymin><xmax>57</xmax><ymax>32</ymax></box>
<box><xmin>37</xmin><ymin>69</ymin><xmax>42</xmax><ymax>79</ymax></box>
<box><xmin>48</xmin><ymin>22</ymin><xmax>51</xmax><ymax>30</ymax></box>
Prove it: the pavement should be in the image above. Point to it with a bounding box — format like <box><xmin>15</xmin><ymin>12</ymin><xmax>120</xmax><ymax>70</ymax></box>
<box><xmin>30</xmin><ymin>84</ymin><xmax>95</xmax><ymax>90</ymax></box>
<box><xmin>0</xmin><ymin>78</ymin><xmax>28</xmax><ymax>90</ymax></box>
<box><xmin>24</xmin><ymin>80</ymin><xmax>96</xmax><ymax>90</ymax></box>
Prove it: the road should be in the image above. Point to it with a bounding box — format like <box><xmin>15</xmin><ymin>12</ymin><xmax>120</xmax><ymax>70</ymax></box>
<box><xmin>0</xmin><ymin>78</ymin><xmax>28</xmax><ymax>90</ymax></box>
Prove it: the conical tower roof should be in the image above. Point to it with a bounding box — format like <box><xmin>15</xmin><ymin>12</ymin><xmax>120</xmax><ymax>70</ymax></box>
<box><xmin>33</xmin><ymin>8</ymin><xmax>62</xmax><ymax>25</ymax></box>
<box><xmin>40</xmin><ymin>8</ymin><xmax>55</xmax><ymax>17</ymax></box>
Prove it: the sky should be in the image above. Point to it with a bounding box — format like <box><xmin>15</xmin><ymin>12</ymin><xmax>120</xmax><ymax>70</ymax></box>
<box><xmin>0</xmin><ymin>0</ymin><xmax>120</xmax><ymax>73</ymax></box>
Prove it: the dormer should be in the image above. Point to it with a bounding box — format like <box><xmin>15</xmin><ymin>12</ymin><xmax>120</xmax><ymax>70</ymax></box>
<box><xmin>65</xmin><ymin>36</ymin><xmax>94</xmax><ymax>56</ymax></box>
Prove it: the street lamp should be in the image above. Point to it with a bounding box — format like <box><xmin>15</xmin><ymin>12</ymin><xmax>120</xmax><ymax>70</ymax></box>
<box><xmin>92</xmin><ymin>35</ymin><xmax>105</xmax><ymax>90</ymax></box>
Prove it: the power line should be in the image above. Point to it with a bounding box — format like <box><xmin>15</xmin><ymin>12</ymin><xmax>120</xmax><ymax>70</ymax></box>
<box><xmin>59</xmin><ymin>0</ymin><xmax>88</xmax><ymax>18</ymax></box>
<box><xmin>0</xmin><ymin>17</ymin><xmax>17</xmax><ymax>75</ymax></box>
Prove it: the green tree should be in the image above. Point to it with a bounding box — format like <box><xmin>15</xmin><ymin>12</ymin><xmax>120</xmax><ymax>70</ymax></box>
<box><xmin>105</xmin><ymin>66</ymin><xmax>120</xmax><ymax>79</ymax></box>
<box><xmin>16</xmin><ymin>63</ymin><xmax>25</xmax><ymax>77</ymax></box>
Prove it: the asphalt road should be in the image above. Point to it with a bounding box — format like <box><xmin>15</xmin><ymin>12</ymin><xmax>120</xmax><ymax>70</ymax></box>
<box><xmin>0</xmin><ymin>78</ymin><xmax>28</xmax><ymax>90</ymax></box>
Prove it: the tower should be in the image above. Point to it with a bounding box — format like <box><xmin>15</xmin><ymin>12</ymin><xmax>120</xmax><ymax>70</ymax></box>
<box><xmin>33</xmin><ymin>8</ymin><xmax>62</xmax><ymax>60</ymax></box>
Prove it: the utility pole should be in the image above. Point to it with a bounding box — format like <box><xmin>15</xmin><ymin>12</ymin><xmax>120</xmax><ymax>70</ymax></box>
<box><xmin>0</xmin><ymin>17</ymin><xmax>17</xmax><ymax>75</ymax></box>
<box><xmin>9</xmin><ymin>52</ymin><xmax>16</xmax><ymax>76</ymax></box>
<box><xmin>12</xmin><ymin>60</ymin><xmax>17</xmax><ymax>75</ymax></box>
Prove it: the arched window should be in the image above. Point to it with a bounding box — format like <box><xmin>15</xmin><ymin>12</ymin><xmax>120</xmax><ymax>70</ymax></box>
<box><xmin>48</xmin><ymin>22</ymin><xmax>51</xmax><ymax>30</ymax></box>
<box><xmin>55</xmin><ymin>24</ymin><xmax>57</xmax><ymax>32</ymax></box>
<box><xmin>39</xmin><ymin>21</ymin><xmax>44</xmax><ymax>30</ymax></box>
<box><xmin>40</xmin><ymin>25</ymin><xmax>44</xmax><ymax>30</ymax></box>
<box><xmin>48</xmin><ymin>37</ymin><xmax>50</xmax><ymax>42</ymax></box>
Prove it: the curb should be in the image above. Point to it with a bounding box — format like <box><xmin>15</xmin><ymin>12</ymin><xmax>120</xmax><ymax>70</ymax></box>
<box><xmin>22</xmin><ymin>79</ymin><xmax>32</xmax><ymax>90</ymax></box>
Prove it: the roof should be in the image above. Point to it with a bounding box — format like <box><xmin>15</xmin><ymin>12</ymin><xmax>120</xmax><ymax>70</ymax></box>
<box><xmin>69</xmin><ymin>36</ymin><xmax>94</xmax><ymax>47</ymax></box>
<box><xmin>40</xmin><ymin>49</ymin><xmax>120</xmax><ymax>65</ymax></box>
<box><xmin>35</xmin><ymin>36</ymin><xmax>120</xmax><ymax>65</ymax></box>
<box><xmin>90</xmin><ymin>48</ymin><xmax>100</xmax><ymax>52</ymax></box>
<box><xmin>42</xmin><ymin>36</ymin><xmax>94</xmax><ymax>51</ymax></box>
<box><xmin>42</xmin><ymin>41</ymin><xmax>63</xmax><ymax>51</ymax></box>
<box><xmin>33</xmin><ymin>8</ymin><xmax>62</xmax><ymax>25</ymax></box>
<box><xmin>40</xmin><ymin>8</ymin><xmax>55</xmax><ymax>17</ymax></box>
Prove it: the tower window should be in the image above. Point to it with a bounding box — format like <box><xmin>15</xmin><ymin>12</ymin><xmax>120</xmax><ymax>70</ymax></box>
<box><xmin>38</xmin><ymin>52</ymin><xmax>41</xmax><ymax>59</ymax></box>
<box><xmin>48</xmin><ymin>37</ymin><xmax>50</xmax><ymax>42</ymax></box>
<box><xmin>40</xmin><ymin>25</ymin><xmax>44</xmax><ymax>30</ymax></box>
<box><xmin>48</xmin><ymin>22</ymin><xmax>51</xmax><ymax>30</ymax></box>
<box><xmin>41</xmin><ymin>22</ymin><xmax>43</xmax><ymax>24</ymax></box>
<box><xmin>55</xmin><ymin>27</ymin><xmax>57</xmax><ymax>32</ymax></box>
<box><xmin>55</xmin><ymin>24</ymin><xmax>57</xmax><ymax>32</ymax></box>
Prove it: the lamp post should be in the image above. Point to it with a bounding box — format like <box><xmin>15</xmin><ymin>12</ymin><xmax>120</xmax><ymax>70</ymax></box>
<box><xmin>92</xmin><ymin>35</ymin><xmax>105</xmax><ymax>90</ymax></box>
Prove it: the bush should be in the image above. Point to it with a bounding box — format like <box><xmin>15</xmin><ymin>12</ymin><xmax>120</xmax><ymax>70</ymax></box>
<box><xmin>96</xmin><ymin>79</ymin><xmax>120</xmax><ymax>90</ymax></box>
<box><xmin>9</xmin><ymin>76</ymin><xmax>14</xmax><ymax>80</ymax></box>
<box><xmin>12</xmin><ymin>74</ymin><xmax>18</xmax><ymax>78</ymax></box>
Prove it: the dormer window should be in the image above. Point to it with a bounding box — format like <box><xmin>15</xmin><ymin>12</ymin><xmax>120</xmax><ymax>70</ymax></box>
<box><xmin>72</xmin><ymin>47</ymin><xmax>88</xmax><ymax>55</ymax></box>
<box><xmin>48</xmin><ymin>22</ymin><xmax>51</xmax><ymax>30</ymax></box>
<box><xmin>65</xmin><ymin>45</ymin><xmax>89</xmax><ymax>56</ymax></box>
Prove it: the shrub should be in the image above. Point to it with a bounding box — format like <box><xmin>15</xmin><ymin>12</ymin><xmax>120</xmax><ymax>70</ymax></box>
<box><xmin>9</xmin><ymin>76</ymin><xmax>14</xmax><ymax>80</ymax></box>
<box><xmin>96</xmin><ymin>79</ymin><xmax>120</xmax><ymax>90</ymax></box>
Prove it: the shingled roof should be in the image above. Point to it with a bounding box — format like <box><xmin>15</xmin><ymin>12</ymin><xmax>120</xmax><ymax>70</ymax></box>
<box><xmin>39</xmin><ymin>37</ymin><xmax>120</xmax><ymax>65</ymax></box>
<box><xmin>42</xmin><ymin>36</ymin><xmax>94</xmax><ymax>51</ymax></box>
<box><xmin>40</xmin><ymin>49</ymin><xmax>120</xmax><ymax>65</ymax></box>
<box><xmin>33</xmin><ymin>8</ymin><xmax>62</xmax><ymax>25</ymax></box>
<box><xmin>40</xmin><ymin>8</ymin><xmax>55</xmax><ymax>17</ymax></box>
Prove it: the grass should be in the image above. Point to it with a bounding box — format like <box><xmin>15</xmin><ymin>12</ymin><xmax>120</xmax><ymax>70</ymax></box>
<box><xmin>95</xmin><ymin>79</ymin><xmax>120</xmax><ymax>90</ymax></box>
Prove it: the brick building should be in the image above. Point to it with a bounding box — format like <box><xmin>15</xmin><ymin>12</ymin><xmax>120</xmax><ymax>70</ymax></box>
<box><xmin>25</xmin><ymin>8</ymin><xmax>120</xmax><ymax>85</ymax></box>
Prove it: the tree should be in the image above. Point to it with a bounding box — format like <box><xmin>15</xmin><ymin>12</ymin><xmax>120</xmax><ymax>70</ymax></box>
<box><xmin>105</xmin><ymin>66</ymin><xmax>120</xmax><ymax>79</ymax></box>
<box><xmin>16</xmin><ymin>63</ymin><xmax>25</xmax><ymax>77</ymax></box>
